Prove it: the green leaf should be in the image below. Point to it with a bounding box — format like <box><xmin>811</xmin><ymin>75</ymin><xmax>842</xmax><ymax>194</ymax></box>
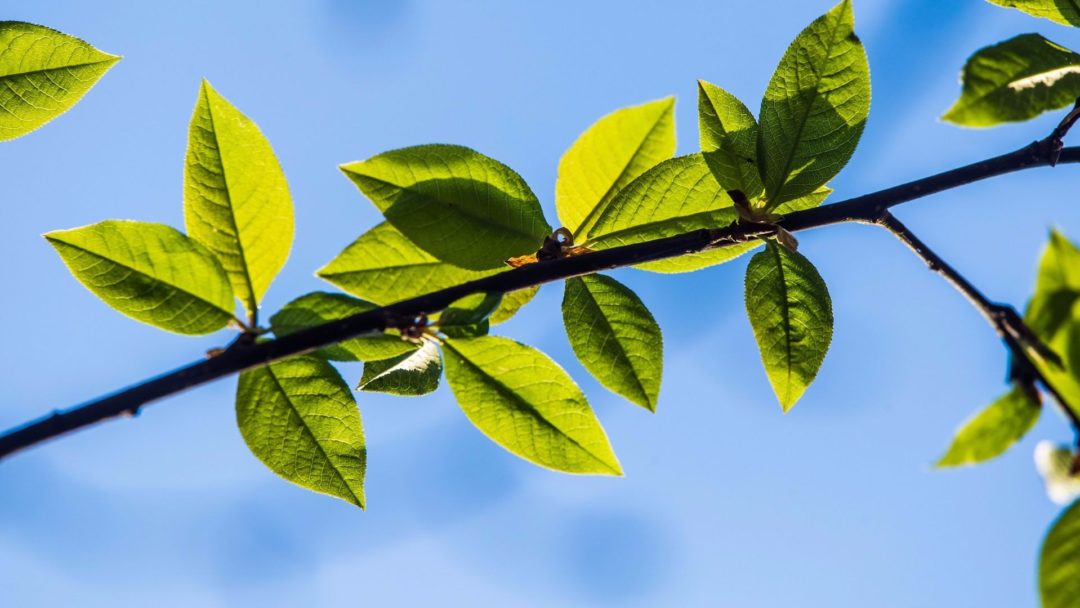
<box><xmin>45</xmin><ymin>220</ymin><xmax>234</xmax><ymax>335</ymax></box>
<box><xmin>757</xmin><ymin>0</ymin><xmax>870</xmax><ymax>206</ymax></box>
<box><xmin>556</xmin><ymin>98</ymin><xmax>676</xmax><ymax>237</ymax></box>
<box><xmin>317</xmin><ymin>222</ymin><xmax>496</xmax><ymax>304</ymax></box>
<box><xmin>439</xmin><ymin>292</ymin><xmax>503</xmax><ymax>328</ymax></box>
<box><xmin>698</xmin><ymin>80</ymin><xmax>763</xmax><ymax>199</ymax></box>
<box><xmin>1041</xmin><ymin>499</ymin><xmax>1080</xmax><ymax>608</ymax></box>
<box><xmin>1036</xmin><ymin>230</ymin><xmax>1080</xmax><ymax>295</ymax></box>
<box><xmin>586</xmin><ymin>154</ymin><xmax>758</xmax><ymax>273</ymax></box>
<box><xmin>270</xmin><ymin>292</ymin><xmax>414</xmax><ymax>361</ymax></box>
<box><xmin>340</xmin><ymin>145</ymin><xmax>550</xmax><ymax>270</ymax></box>
<box><xmin>442</xmin><ymin>336</ymin><xmax>622</xmax><ymax>475</ymax></box>
<box><xmin>562</xmin><ymin>275</ymin><xmax>663</xmax><ymax>411</ymax></box>
<box><xmin>236</xmin><ymin>355</ymin><xmax>366</xmax><ymax>508</ymax></box>
<box><xmin>359</xmin><ymin>341</ymin><xmax>442</xmax><ymax>396</ymax></box>
<box><xmin>935</xmin><ymin>386</ymin><xmax>1041</xmax><ymax>467</ymax></box>
<box><xmin>490</xmin><ymin>286</ymin><xmax>539</xmax><ymax>325</ymax></box>
<box><xmin>184</xmin><ymin>80</ymin><xmax>293</xmax><ymax>317</ymax></box>
<box><xmin>944</xmin><ymin>34</ymin><xmax>1080</xmax><ymax>127</ymax></box>
<box><xmin>0</xmin><ymin>22</ymin><xmax>119</xmax><ymax>141</ymax></box>
<box><xmin>745</xmin><ymin>241</ymin><xmax>834</xmax><ymax>411</ymax></box>
<box><xmin>987</xmin><ymin>0</ymin><xmax>1080</xmax><ymax>27</ymax></box>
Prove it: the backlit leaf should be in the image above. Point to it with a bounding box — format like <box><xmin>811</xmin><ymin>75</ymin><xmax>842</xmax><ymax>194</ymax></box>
<box><xmin>944</xmin><ymin>35</ymin><xmax>1080</xmax><ymax>127</ymax></box>
<box><xmin>556</xmin><ymin>98</ymin><xmax>676</xmax><ymax>237</ymax></box>
<box><xmin>340</xmin><ymin>145</ymin><xmax>550</xmax><ymax>270</ymax></box>
<box><xmin>936</xmin><ymin>386</ymin><xmax>1041</xmax><ymax>467</ymax></box>
<box><xmin>586</xmin><ymin>154</ymin><xmax>757</xmax><ymax>273</ymax></box>
<box><xmin>184</xmin><ymin>80</ymin><xmax>293</xmax><ymax>317</ymax></box>
<box><xmin>359</xmin><ymin>341</ymin><xmax>442</xmax><ymax>396</ymax></box>
<box><xmin>987</xmin><ymin>0</ymin><xmax>1080</xmax><ymax>27</ymax></box>
<box><xmin>1040</xmin><ymin>499</ymin><xmax>1080</xmax><ymax>608</ymax></box>
<box><xmin>270</xmin><ymin>292</ymin><xmax>414</xmax><ymax>361</ymax></box>
<box><xmin>698</xmin><ymin>80</ymin><xmax>763</xmax><ymax>199</ymax></box>
<box><xmin>745</xmin><ymin>240</ymin><xmax>833</xmax><ymax>411</ymax></box>
<box><xmin>236</xmin><ymin>355</ymin><xmax>366</xmax><ymax>508</ymax></box>
<box><xmin>0</xmin><ymin>22</ymin><xmax>119</xmax><ymax>141</ymax></box>
<box><xmin>758</xmin><ymin>0</ymin><xmax>870</xmax><ymax>206</ymax></box>
<box><xmin>45</xmin><ymin>220</ymin><xmax>234</xmax><ymax>335</ymax></box>
<box><xmin>563</xmin><ymin>274</ymin><xmax>663</xmax><ymax>411</ymax></box>
<box><xmin>442</xmin><ymin>336</ymin><xmax>622</xmax><ymax>475</ymax></box>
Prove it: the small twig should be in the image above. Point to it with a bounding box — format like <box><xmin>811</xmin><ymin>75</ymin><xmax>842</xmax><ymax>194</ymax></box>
<box><xmin>877</xmin><ymin>212</ymin><xmax>1080</xmax><ymax>441</ymax></box>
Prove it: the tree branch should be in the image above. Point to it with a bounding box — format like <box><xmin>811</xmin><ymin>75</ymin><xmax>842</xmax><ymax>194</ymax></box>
<box><xmin>2</xmin><ymin>141</ymin><xmax>1079</xmax><ymax>460</ymax></box>
<box><xmin>877</xmin><ymin>211</ymin><xmax>1080</xmax><ymax>437</ymax></box>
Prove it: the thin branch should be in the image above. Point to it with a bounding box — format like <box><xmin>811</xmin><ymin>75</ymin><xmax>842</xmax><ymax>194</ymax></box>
<box><xmin>1</xmin><ymin>141</ymin><xmax>1079</xmax><ymax>460</ymax></box>
<box><xmin>877</xmin><ymin>212</ymin><xmax>1080</xmax><ymax>437</ymax></box>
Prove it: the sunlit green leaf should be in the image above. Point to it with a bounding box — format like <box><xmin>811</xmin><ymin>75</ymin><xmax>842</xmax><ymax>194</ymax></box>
<box><xmin>45</xmin><ymin>220</ymin><xmax>234</xmax><ymax>335</ymax></box>
<box><xmin>936</xmin><ymin>386</ymin><xmax>1040</xmax><ymax>467</ymax></box>
<box><xmin>340</xmin><ymin>145</ymin><xmax>550</xmax><ymax>270</ymax></box>
<box><xmin>490</xmin><ymin>286</ymin><xmax>540</xmax><ymax>325</ymax></box>
<box><xmin>1041</xmin><ymin>499</ymin><xmax>1080</xmax><ymax>608</ymax></box>
<box><xmin>944</xmin><ymin>35</ymin><xmax>1080</xmax><ymax>127</ymax></box>
<box><xmin>439</xmin><ymin>292</ymin><xmax>503</xmax><ymax>328</ymax></box>
<box><xmin>317</xmin><ymin>222</ymin><xmax>494</xmax><ymax>303</ymax></box>
<box><xmin>586</xmin><ymin>154</ymin><xmax>757</xmax><ymax>273</ymax></box>
<box><xmin>758</xmin><ymin>0</ymin><xmax>870</xmax><ymax>206</ymax></box>
<box><xmin>563</xmin><ymin>274</ymin><xmax>663</xmax><ymax>411</ymax></box>
<box><xmin>0</xmin><ymin>22</ymin><xmax>119</xmax><ymax>141</ymax></box>
<box><xmin>987</xmin><ymin>0</ymin><xmax>1080</xmax><ymax>27</ymax></box>
<box><xmin>442</xmin><ymin>336</ymin><xmax>622</xmax><ymax>475</ymax></box>
<box><xmin>556</xmin><ymin>98</ymin><xmax>675</xmax><ymax>237</ymax></box>
<box><xmin>745</xmin><ymin>241</ymin><xmax>833</xmax><ymax>411</ymax></box>
<box><xmin>184</xmin><ymin>80</ymin><xmax>294</xmax><ymax>317</ymax></box>
<box><xmin>698</xmin><ymin>80</ymin><xmax>763</xmax><ymax>199</ymax></box>
<box><xmin>359</xmin><ymin>341</ymin><xmax>442</xmax><ymax>396</ymax></box>
<box><xmin>237</xmin><ymin>355</ymin><xmax>366</xmax><ymax>508</ymax></box>
<box><xmin>270</xmin><ymin>292</ymin><xmax>414</xmax><ymax>361</ymax></box>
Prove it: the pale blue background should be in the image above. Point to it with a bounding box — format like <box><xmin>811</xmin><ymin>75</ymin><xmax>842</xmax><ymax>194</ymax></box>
<box><xmin>1</xmin><ymin>1</ymin><xmax>1078</xmax><ymax>606</ymax></box>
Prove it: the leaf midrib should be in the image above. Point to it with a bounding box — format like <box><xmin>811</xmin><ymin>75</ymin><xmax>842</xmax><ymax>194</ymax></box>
<box><xmin>764</xmin><ymin>7</ymin><xmax>847</xmax><ymax>204</ymax></box>
<box><xmin>201</xmin><ymin>87</ymin><xmax>258</xmax><ymax>315</ymax></box>
<box><xmin>575</xmin><ymin>103</ymin><xmax>672</xmax><ymax>237</ymax></box>
<box><xmin>347</xmin><ymin>170</ymin><xmax>544</xmax><ymax>243</ymax></box>
<box><xmin>575</xmin><ymin>277</ymin><xmax>652</xmax><ymax>408</ymax></box>
<box><xmin>263</xmin><ymin>363</ymin><xmax>363</xmax><ymax>506</ymax></box>
<box><xmin>443</xmin><ymin>339</ymin><xmax>618</xmax><ymax>474</ymax></box>
<box><xmin>48</xmin><ymin>236</ymin><xmax>233</xmax><ymax>317</ymax></box>
<box><xmin>0</xmin><ymin>56</ymin><xmax>118</xmax><ymax>80</ymax></box>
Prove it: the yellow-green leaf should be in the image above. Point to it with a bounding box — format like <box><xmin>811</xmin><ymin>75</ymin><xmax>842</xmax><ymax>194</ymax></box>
<box><xmin>587</xmin><ymin>154</ymin><xmax>757</xmax><ymax>273</ymax></box>
<box><xmin>0</xmin><ymin>22</ymin><xmax>119</xmax><ymax>141</ymax></box>
<box><xmin>944</xmin><ymin>35</ymin><xmax>1080</xmax><ymax>127</ymax></box>
<box><xmin>45</xmin><ymin>220</ymin><xmax>234</xmax><ymax>335</ymax></box>
<box><xmin>184</xmin><ymin>80</ymin><xmax>294</xmax><ymax>318</ymax></box>
<box><xmin>987</xmin><ymin>0</ymin><xmax>1080</xmax><ymax>27</ymax></box>
<box><xmin>758</xmin><ymin>0</ymin><xmax>870</xmax><ymax>206</ymax></box>
<box><xmin>698</xmin><ymin>80</ymin><xmax>763</xmax><ymax>199</ymax></box>
<box><xmin>563</xmin><ymin>274</ymin><xmax>663</xmax><ymax>411</ymax></box>
<box><xmin>745</xmin><ymin>241</ymin><xmax>834</xmax><ymax>411</ymax></box>
<box><xmin>442</xmin><ymin>336</ymin><xmax>622</xmax><ymax>475</ymax></box>
<box><xmin>237</xmin><ymin>356</ymin><xmax>366</xmax><ymax>508</ymax></box>
<box><xmin>359</xmin><ymin>341</ymin><xmax>442</xmax><ymax>396</ymax></box>
<box><xmin>556</xmin><ymin>98</ymin><xmax>676</xmax><ymax>238</ymax></box>
<box><xmin>340</xmin><ymin>145</ymin><xmax>550</xmax><ymax>270</ymax></box>
<box><xmin>1040</xmin><ymin>499</ymin><xmax>1080</xmax><ymax>608</ymax></box>
<box><xmin>936</xmin><ymin>386</ymin><xmax>1041</xmax><ymax>467</ymax></box>
<box><xmin>270</xmin><ymin>292</ymin><xmax>414</xmax><ymax>361</ymax></box>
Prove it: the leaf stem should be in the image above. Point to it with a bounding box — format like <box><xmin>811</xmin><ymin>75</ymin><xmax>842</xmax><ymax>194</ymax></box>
<box><xmin>2</xmin><ymin>142</ymin><xmax>1080</xmax><ymax>459</ymax></box>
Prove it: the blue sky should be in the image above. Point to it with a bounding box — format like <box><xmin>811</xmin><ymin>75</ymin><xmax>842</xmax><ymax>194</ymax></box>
<box><xmin>1</xmin><ymin>1</ymin><xmax>1078</xmax><ymax>606</ymax></box>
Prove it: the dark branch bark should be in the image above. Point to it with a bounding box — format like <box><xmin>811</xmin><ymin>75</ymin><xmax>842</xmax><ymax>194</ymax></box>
<box><xmin>2</xmin><ymin>141</ymin><xmax>1079</xmax><ymax>460</ymax></box>
<box><xmin>877</xmin><ymin>212</ymin><xmax>1080</xmax><ymax>435</ymax></box>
